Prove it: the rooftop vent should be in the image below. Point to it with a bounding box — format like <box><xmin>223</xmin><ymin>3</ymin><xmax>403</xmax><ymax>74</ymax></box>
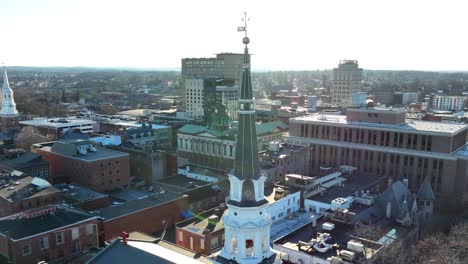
<box><xmin>208</xmin><ymin>215</ymin><xmax>220</xmax><ymax>222</ymax></box>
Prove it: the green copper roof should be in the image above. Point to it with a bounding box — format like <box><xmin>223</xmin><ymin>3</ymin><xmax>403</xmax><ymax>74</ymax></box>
<box><xmin>178</xmin><ymin>121</ymin><xmax>288</xmax><ymax>140</ymax></box>
<box><xmin>255</xmin><ymin>121</ymin><xmax>288</xmax><ymax>135</ymax></box>
<box><xmin>178</xmin><ymin>125</ymin><xmax>208</xmax><ymax>134</ymax></box>
<box><xmin>178</xmin><ymin>124</ymin><xmax>226</xmax><ymax>138</ymax></box>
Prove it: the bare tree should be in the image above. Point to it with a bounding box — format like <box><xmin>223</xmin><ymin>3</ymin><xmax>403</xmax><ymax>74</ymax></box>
<box><xmin>409</xmin><ymin>222</ymin><xmax>468</xmax><ymax>264</ymax></box>
<box><xmin>14</xmin><ymin>126</ymin><xmax>53</xmax><ymax>150</ymax></box>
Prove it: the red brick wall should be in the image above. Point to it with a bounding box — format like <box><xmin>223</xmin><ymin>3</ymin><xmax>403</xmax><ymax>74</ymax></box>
<box><xmin>8</xmin><ymin>219</ymin><xmax>99</xmax><ymax>264</ymax></box>
<box><xmin>77</xmin><ymin>196</ymin><xmax>112</xmax><ymax>211</ymax></box>
<box><xmin>102</xmin><ymin>195</ymin><xmax>189</xmax><ymax>240</ymax></box>
<box><xmin>176</xmin><ymin>228</ymin><xmax>224</xmax><ymax>255</ymax></box>
<box><xmin>0</xmin><ymin>191</ymin><xmax>63</xmax><ymax>217</ymax></box>
<box><xmin>34</xmin><ymin>149</ymin><xmax>129</xmax><ymax>191</ymax></box>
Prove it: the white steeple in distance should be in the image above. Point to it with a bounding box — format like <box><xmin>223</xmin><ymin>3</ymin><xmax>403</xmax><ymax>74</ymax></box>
<box><xmin>1</xmin><ymin>65</ymin><xmax>18</xmax><ymax>116</ymax></box>
<box><xmin>220</xmin><ymin>13</ymin><xmax>275</xmax><ymax>263</ymax></box>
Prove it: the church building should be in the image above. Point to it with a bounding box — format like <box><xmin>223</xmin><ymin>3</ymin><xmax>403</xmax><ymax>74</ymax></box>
<box><xmin>218</xmin><ymin>19</ymin><xmax>277</xmax><ymax>264</ymax></box>
<box><xmin>1</xmin><ymin>66</ymin><xmax>20</xmax><ymax>132</ymax></box>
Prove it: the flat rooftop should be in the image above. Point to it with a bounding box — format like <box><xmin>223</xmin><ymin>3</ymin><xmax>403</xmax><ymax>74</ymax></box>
<box><xmin>264</xmin><ymin>185</ymin><xmax>298</xmax><ymax>204</ymax></box>
<box><xmin>308</xmin><ymin>174</ymin><xmax>383</xmax><ymax>204</ymax></box>
<box><xmin>107</xmin><ymin>188</ymin><xmax>152</xmax><ymax>202</ymax></box>
<box><xmin>57</xmin><ymin>183</ymin><xmax>108</xmax><ymax>203</ymax></box>
<box><xmin>274</xmin><ymin>220</ymin><xmax>359</xmax><ymax>260</ymax></box>
<box><xmin>20</xmin><ymin>117</ymin><xmax>94</xmax><ymax>128</ymax></box>
<box><xmin>292</xmin><ymin>113</ymin><xmax>468</xmax><ymax>135</ymax></box>
<box><xmin>109</xmin><ymin>121</ymin><xmax>169</xmax><ymax>130</ymax></box>
<box><xmin>180</xmin><ymin>164</ymin><xmax>226</xmax><ymax>178</ymax></box>
<box><xmin>177</xmin><ymin>207</ymin><xmax>225</xmax><ymax>236</ymax></box>
<box><xmin>97</xmin><ymin>191</ymin><xmax>186</xmax><ymax>220</ymax></box>
<box><xmin>270</xmin><ymin>211</ymin><xmax>318</xmax><ymax>241</ymax></box>
<box><xmin>39</xmin><ymin>145</ymin><xmax>128</xmax><ymax>162</ymax></box>
<box><xmin>260</xmin><ymin>144</ymin><xmax>309</xmax><ymax>159</ymax></box>
<box><xmin>158</xmin><ymin>175</ymin><xmax>211</xmax><ymax>191</ymax></box>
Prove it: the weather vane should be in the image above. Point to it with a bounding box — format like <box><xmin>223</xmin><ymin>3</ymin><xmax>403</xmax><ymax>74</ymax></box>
<box><xmin>237</xmin><ymin>12</ymin><xmax>250</xmax><ymax>45</ymax></box>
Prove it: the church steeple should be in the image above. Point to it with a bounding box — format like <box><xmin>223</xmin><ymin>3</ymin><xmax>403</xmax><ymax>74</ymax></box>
<box><xmin>220</xmin><ymin>13</ymin><xmax>275</xmax><ymax>263</ymax></box>
<box><xmin>229</xmin><ymin>14</ymin><xmax>267</xmax><ymax>206</ymax></box>
<box><xmin>1</xmin><ymin>66</ymin><xmax>18</xmax><ymax>116</ymax></box>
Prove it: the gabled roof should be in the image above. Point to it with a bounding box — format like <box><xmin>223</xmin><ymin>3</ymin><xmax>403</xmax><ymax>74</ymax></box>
<box><xmin>416</xmin><ymin>178</ymin><xmax>435</xmax><ymax>201</ymax></box>
<box><xmin>377</xmin><ymin>181</ymin><xmax>414</xmax><ymax>220</ymax></box>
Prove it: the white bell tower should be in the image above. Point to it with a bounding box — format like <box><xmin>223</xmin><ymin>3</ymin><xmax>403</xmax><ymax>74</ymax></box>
<box><xmin>1</xmin><ymin>66</ymin><xmax>18</xmax><ymax>116</ymax></box>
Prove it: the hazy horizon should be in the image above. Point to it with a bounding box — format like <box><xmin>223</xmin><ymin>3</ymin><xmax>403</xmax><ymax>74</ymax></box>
<box><xmin>1</xmin><ymin>0</ymin><xmax>467</xmax><ymax>71</ymax></box>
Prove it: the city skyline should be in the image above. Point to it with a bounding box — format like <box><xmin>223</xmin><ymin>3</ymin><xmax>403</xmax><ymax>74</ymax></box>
<box><xmin>1</xmin><ymin>0</ymin><xmax>467</xmax><ymax>71</ymax></box>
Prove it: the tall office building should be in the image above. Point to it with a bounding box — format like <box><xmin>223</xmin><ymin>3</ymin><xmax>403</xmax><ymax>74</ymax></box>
<box><xmin>331</xmin><ymin>60</ymin><xmax>363</xmax><ymax>106</ymax></box>
<box><xmin>181</xmin><ymin>53</ymin><xmax>244</xmax><ymax>111</ymax></box>
<box><xmin>185</xmin><ymin>78</ymin><xmax>239</xmax><ymax>121</ymax></box>
<box><xmin>429</xmin><ymin>94</ymin><xmax>467</xmax><ymax>111</ymax></box>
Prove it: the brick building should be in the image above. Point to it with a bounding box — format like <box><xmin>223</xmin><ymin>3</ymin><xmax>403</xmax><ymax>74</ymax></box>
<box><xmin>32</xmin><ymin>140</ymin><xmax>130</xmax><ymax>191</ymax></box>
<box><xmin>287</xmin><ymin>107</ymin><xmax>468</xmax><ymax>210</ymax></box>
<box><xmin>0</xmin><ymin>149</ymin><xmax>50</xmax><ymax>181</ymax></box>
<box><xmin>176</xmin><ymin>206</ymin><xmax>226</xmax><ymax>255</ymax></box>
<box><xmin>0</xmin><ymin>206</ymin><xmax>99</xmax><ymax>264</ymax></box>
<box><xmin>57</xmin><ymin>184</ymin><xmax>112</xmax><ymax>211</ymax></box>
<box><xmin>0</xmin><ymin>175</ymin><xmax>63</xmax><ymax>217</ymax></box>
<box><xmin>19</xmin><ymin>117</ymin><xmax>95</xmax><ymax>140</ymax></box>
<box><xmin>108</xmin><ymin>145</ymin><xmax>178</xmax><ymax>184</ymax></box>
<box><xmin>97</xmin><ymin>192</ymin><xmax>189</xmax><ymax>240</ymax></box>
<box><xmin>259</xmin><ymin>142</ymin><xmax>312</xmax><ymax>181</ymax></box>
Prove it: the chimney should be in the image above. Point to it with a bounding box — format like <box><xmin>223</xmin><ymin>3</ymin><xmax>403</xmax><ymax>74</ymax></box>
<box><xmin>120</xmin><ymin>231</ymin><xmax>129</xmax><ymax>245</ymax></box>
<box><xmin>386</xmin><ymin>202</ymin><xmax>392</xmax><ymax>219</ymax></box>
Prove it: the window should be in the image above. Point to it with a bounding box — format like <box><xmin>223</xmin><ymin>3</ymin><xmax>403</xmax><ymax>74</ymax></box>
<box><xmin>200</xmin><ymin>238</ymin><xmax>205</xmax><ymax>250</ymax></box>
<box><xmin>40</xmin><ymin>237</ymin><xmax>49</xmax><ymax>250</ymax></box>
<box><xmin>72</xmin><ymin>228</ymin><xmax>80</xmax><ymax>240</ymax></box>
<box><xmin>22</xmin><ymin>243</ymin><xmax>31</xmax><ymax>256</ymax></box>
<box><xmin>73</xmin><ymin>241</ymin><xmax>81</xmax><ymax>253</ymax></box>
<box><xmin>56</xmin><ymin>232</ymin><xmax>64</xmax><ymax>245</ymax></box>
<box><xmin>211</xmin><ymin>237</ymin><xmax>218</xmax><ymax>249</ymax></box>
<box><xmin>179</xmin><ymin>231</ymin><xmax>183</xmax><ymax>242</ymax></box>
<box><xmin>86</xmin><ymin>224</ymin><xmax>94</xmax><ymax>235</ymax></box>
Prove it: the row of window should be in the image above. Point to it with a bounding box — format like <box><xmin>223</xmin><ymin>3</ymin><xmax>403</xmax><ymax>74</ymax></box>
<box><xmin>296</xmin><ymin>124</ymin><xmax>434</xmax><ymax>151</ymax></box>
<box><xmin>309</xmin><ymin>144</ymin><xmax>443</xmax><ymax>192</ymax></box>
<box><xmin>99</xmin><ymin>161</ymin><xmax>119</xmax><ymax>167</ymax></box>
<box><xmin>100</xmin><ymin>170</ymin><xmax>120</xmax><ymax>176</ymax></box>
<box><xmin>22</xmin><ymin>225</ymin><xmax>95</xmax><ymax>256</ymax></box>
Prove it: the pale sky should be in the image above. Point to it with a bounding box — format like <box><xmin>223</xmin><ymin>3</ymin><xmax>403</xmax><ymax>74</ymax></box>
<box><xmin>1</xmin><ymin>0</ymin><xmax>467</xmax><ymax>71</ymax></box>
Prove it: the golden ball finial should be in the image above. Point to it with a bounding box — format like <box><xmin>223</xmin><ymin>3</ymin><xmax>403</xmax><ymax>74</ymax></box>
<box><xmin>243</xmin><ymin>37</ymin><xmax>250</xmax><ymax>45</ymax></box>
